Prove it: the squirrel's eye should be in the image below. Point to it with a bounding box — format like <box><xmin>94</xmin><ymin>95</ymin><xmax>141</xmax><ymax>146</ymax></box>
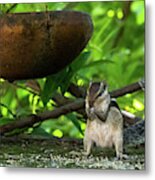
<box><xmin>98</xmin><ymin>92</ymin><xmax>102</xmax><ymax>97</ymax></box>
<box><xmin>97</xmin><ymin>88</ymin><xmax>105</xmax><ymax>97</ymax></box>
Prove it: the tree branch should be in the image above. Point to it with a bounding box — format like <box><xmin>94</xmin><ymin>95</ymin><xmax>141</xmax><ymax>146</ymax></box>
<box><xmin>0</xmin><ymin>99</ymin><xmax>84</xmax><ymax>136</ymax></box>
<box><xmin>0</xmin><ymin>80</ymin><xmax>144</xmax><ymax>136</ymax></box>
<box><xmin>110</xmin><ymin>80</ymin><xmax>145</xmax><ymax>98</ymax></box>
<box><xmin>68</xmin><ymin>83</ymin><xmax>86</xmax><ymax>98</ymax></box>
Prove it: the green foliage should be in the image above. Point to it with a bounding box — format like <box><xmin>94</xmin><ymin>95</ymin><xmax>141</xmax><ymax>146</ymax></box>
<box><xmin>41</xmin><ymin>51</ymin><xmax>91</xmax><ymax>105</ymax></box>
<box><xmin>66</xmin><ymin>113</ymin><xmax>83</xmax><ymax>136</ymax></box>
<box><xmin>0</xmin><ymin>117</ymin><xmax>14</xmax><ymax>126</ymax></box>
<box><xmin>0</xmin><ymin>1</ymin><xmax>145</xmax><ymax>138</ymax></box>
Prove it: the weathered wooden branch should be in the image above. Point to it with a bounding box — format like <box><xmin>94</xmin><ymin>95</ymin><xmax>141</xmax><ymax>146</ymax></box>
<box><xmin>68</xmin><ymin>81</ymin><xmax>145</xmax><ymax>99</ymax></box>
<box><xmin>0</xmin><ymin>80</ymin><xmax>144</xmax><ymax>136</ymax></box>
<box><xmin>110</xmin><ymin>80</ymin><xmax>145</xmax><ymax>98</ymax></box>
<box><xmin>0</xmin><ymin>99</ymin><xmax>84</xmax><ymax>136</ymax></box>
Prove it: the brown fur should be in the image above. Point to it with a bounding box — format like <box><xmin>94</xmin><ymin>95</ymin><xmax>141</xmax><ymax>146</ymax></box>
<box><xmin>84</xmin><ymin>82</ymin><xmax>125</xmax><ymax>159</ymax></box>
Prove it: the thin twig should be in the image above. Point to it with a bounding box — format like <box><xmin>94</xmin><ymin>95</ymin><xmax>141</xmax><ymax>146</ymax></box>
<box><xmin>0</xmin><ymin>103</ymin><xmax>16</xmax><ymax>118</ymax></box>
<box><xmin>12</xmin><ymin>82</ymin><xmax>39</xmax><ymax>95</ymax></box>
<box><xmin>6</xmin><ymin>4</ymin><xmax>18</xmax><ymax>13</ymax></box>
<box><xmin>110</xmin><ymin>80</ymin><xmax>145</xmax><ymax>98</ymax></box>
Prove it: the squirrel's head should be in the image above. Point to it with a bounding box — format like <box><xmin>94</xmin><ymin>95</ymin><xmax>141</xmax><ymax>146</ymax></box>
<box><xmin>87</xmin><ymin>81</ymin><xmax>108</xmax><ymax>108</ymax></box>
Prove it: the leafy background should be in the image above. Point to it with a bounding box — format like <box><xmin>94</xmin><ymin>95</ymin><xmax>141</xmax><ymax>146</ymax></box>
<box><xmin>0</xmin><ymin>1</ymin><xmax>144</xmax><ymax>139</ymax></box>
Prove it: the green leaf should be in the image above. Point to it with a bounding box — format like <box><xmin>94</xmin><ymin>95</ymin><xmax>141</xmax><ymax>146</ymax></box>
<box><xmin>59</xmin><ymin>67</ymin><xmax>74</xmax><ymax>94</ymax></box>
<box><xmin>41</xmin><ymin>52</ymin><xmax>91</xmax><ymax>105</ymax></box>
<box><xmin>41</xmin><ymin>69</ymin><xmax>67</xmax><ymax>105</ymax></box>
<box><xmin>0</xmin><ymin>117</ymin><xmax>14</xmax><ymax>126</ymax></box>
<box><xmin>83</xmin><ymin>59</ymin><xmax>114</xmax><ymax>69</ymax></box>
<box><xmin>100</xmin><ymin>25</ymin><xmax>120</xmax><ymax>49</ymax></box>
<box><xmin>31</xmin><ymin>127</ymin><xmax>52</xmax><ymax>137</ymax></box>
<box><xmin>70</xmin><ymin>51</ymin><xmax>91</xmax><ymax>72</ymax></box>
<box><xmin>66</xmin><ymin>113</ymin><xmax>83</xmax><ymax>135</ymax></box>
<box><xmin>94</xmin><ymin>18</ymin><xmax>112</xmax><ymax>43</ymax></box>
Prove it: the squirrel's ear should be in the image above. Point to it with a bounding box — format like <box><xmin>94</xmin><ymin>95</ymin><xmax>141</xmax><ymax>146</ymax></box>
<box><xmin>102</xmin><ymin>80</ymin><xmax>107</xmax><ymax>86</ymax></box>
<box><xmin>89</xmin><ymin>80</ymin><xmax>93</xmax><ymax>87</ymax></box>
<box><xmin>101</xmin><ymin>80</ymin><xmax>108</xmax><ymax>90</ymax></box>
<box><xmin>87</xmin><ymin>81</ymin><xmax>92</xmax><ymax>95</ymax></box>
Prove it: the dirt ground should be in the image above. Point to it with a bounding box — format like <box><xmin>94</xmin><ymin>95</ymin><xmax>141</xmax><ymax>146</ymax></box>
<box><xmin>0</xmin><ymin>135</ymin><xmax>145</xmax><ymax>170</ymax></box>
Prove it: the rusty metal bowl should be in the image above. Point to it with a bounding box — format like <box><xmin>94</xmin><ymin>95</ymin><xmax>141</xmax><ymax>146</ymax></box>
<box><xmin>0</xmin><ymin>11</ymin><xmax>93</xmax><ymax>80</ymax></box>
